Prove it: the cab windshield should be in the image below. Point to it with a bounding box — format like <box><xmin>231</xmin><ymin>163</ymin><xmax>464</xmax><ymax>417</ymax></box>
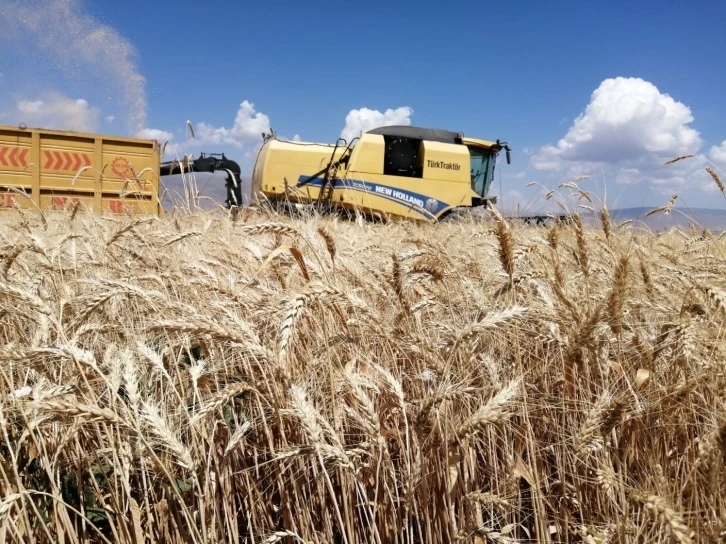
<box><xmin>468</xmin><ymin>147</ymin><xmax>496</xmax><ymax>198</ymax></box>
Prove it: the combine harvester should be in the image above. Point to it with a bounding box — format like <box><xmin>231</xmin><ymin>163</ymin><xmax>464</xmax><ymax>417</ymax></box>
<box><xmin>252</xmin><ymin>125</ymin><xmax>561</xmax><ymax>225</ymax></box>
<box><xmin>0</xmin><ymin>122</ymin><xmax>558</xmax><ymax>225</ymax></box>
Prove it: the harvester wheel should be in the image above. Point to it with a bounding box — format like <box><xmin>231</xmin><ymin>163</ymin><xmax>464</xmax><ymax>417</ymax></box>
<box><xmin>438</xmin><ymin>207</ymin><xmax>491</xmax><ymax>223</ymax></box>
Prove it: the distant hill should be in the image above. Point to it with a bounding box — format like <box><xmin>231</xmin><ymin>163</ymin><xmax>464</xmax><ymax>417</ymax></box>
<box><xmin>587</xmin><ymin>207</ymin><xmax>726</xmax><ymax>232</ymax></box>
<box><xmin>159</xmin><ymin>172</ymin><xmax>252</xmax><ymax>211</ymax></box>
<box><xmin>507</xmin><ymin>206</ymin><xmax>726</xmax><ymax>231</ymax></box>
<box><xmin>157</xmin><ymin>172</ymin><xmax>726</xmax><ymax>232</ymax></box>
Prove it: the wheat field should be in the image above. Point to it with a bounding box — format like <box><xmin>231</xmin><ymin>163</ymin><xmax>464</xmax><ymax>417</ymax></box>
<box><xmin>0</xmin><ymin>200</ymin><xmax>725</xmax><ymax>544</ymax></box>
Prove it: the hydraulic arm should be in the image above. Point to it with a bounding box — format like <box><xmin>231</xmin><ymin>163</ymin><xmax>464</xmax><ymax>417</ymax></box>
<box><xmin>160</xmin><ymin>152</ymin><xmax>243</xmax><ymax>208</ymax></box>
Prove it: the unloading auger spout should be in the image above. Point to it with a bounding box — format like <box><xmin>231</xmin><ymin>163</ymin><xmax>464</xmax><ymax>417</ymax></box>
<box><xmin>160</xmin><ymin>152</ymin><xmax>244</xmax><ymax>208</ymax></box>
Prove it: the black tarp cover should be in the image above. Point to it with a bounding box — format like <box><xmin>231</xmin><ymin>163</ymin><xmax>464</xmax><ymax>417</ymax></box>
<box><xmin>365</xmin><ymin>125</ymin><xmax>462</xmax><ymax>144</ymax></box>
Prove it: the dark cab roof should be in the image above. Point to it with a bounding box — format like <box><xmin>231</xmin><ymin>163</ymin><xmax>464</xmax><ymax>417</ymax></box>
<box><xmin>366</xmin><ymin>125</ymin><xmax>461</xmax><ymax>144</ymax></box>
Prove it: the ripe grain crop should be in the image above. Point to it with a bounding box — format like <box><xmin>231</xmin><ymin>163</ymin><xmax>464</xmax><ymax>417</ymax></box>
<box><xmin>0</xmin><ymin>202</ymin><xmax>725</xmax><ymax>543</ymax></box>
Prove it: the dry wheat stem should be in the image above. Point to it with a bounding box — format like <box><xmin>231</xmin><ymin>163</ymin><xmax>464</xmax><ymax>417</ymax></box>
<box><xmin>0</xmin><ymin>208</ymin><xmax>723</xmax><ymax>542</ymax></box>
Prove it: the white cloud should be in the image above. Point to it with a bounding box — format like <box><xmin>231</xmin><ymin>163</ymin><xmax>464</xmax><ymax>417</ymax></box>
<box><xmin>340</xmin><ymin>106</ymin><xmax>413</xmax><ymax>142</ymax></box>
<box><xmin>518</xmin><ymin>77</ymin><xmax>726</xmax><ymax>205</ymax></box>
<box><xmin>137</xmin><ymin>128</ymin><xmax>174</xmax><ymax>143</ymax></box>
<box><xmin>193</xmin><ymin>100</ymin><xmax>271</xmax><ymax>148</ymax></box>
<box><xmin>143</xmin><ymin>102</ymin><xmax>412</xmax><ymax>164</ymax></box>
<box><xmin>146</xmin><ymin>100</ymin><xmax>273</xmax><ymax>160</ymax></box>
<box><xmin>532</xmin><ymin>77</ymin><xmax>701</xmax><ymax>170</ymax></box>
<box><xmin>104</xmin><ymin>115</ymin><xmax>115</xmax><ymax>123</ymax></box>
<box><xmin>135</xmin><ymin>100</ymin><xmax>275</xmax><ymax>163</ymax></box>
<box><xmin>709</xmin><ymin>141</ymin><xmax>726</xmax><ymax>165</ymax></box>
<box><xmin>15</xmin><ymin>91</ymin><xmax>100</xmax><ymax>132</ymax></box>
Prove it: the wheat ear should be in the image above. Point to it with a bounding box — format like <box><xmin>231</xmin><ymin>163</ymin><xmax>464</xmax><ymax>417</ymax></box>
<box><xmin>705</xmin><ymin>166</ymin><xmax>725</xmax><ymax>196</ymax></box>
<box><xmin>488</xmin><ymin>205</ymin><xmax>515</xmax><ymax>282</ymax></box>
<box><xmin>629</xmin><ymin>492</ymin><xmax>694</xmax><ymax>544</ymax></box>
<box><xmin>453</xmin><ymin>378</ymin><xmax>521</xmax><ymax>444</ymax></box>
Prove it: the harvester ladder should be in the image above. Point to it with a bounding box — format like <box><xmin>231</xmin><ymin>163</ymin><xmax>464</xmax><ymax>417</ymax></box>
<box><xmin>315</xmin><ymin>138</ymin><xmax>346</xmax><ymax>209</ymax></box>
<box><xmin>297</xmin><ymin>137</ymin><xmax>358</xmax><ymax>211</ymax></box>
<box><xmin>317</xmin><ymin>137</ymin><xmax>359</xmax><ymax>209</ymax></box>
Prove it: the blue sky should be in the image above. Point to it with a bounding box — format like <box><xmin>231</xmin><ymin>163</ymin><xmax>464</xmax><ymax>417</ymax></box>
<box><xmin>1</xmin><ymin>0</ymin><xmax>725</xmax><ymax>213</ymax></box>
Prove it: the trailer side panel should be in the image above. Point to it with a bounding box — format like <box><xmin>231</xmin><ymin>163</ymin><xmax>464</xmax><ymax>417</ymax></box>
<box><xmin>0</xmin><ymin>124</ymin><xmax>161</xmax><ymax>215</ymax></box>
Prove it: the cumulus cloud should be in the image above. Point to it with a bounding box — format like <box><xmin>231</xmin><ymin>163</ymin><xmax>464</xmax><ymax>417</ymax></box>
<box><xmin>613</xmin><ymin>158</ymin><xmax>709</xmax><ymax>194</ymax></box>
<box><xmin>14</xmin><ymin>92</ymin><xmax>101</xmax><ymax>132</ymax></box>
<box><xmin>341</xmin><ymin>106</ymin><xmax>413</xmax><ymax>142</ymax></box>
<box><xmin>137</xmin><ymin>128</ymin><xmax>174</xmax><ymax>143</ymax></box>
<box><xmin>521</xmin><ymin>77</ymin><xmax>726</xmax><ymax>204</ymax></box>
<box><xmin>193</xmin><ymin>100</ymin><xmax>271</xmax><ymax>148</ymax></box>
<box><xmin>136</xmin><ymin>100</ymin><xmax>276</xmax><ymax>163</ymax></box>
<box><xmin>532</xmin><ymin>77</ymin><xmax>701</xmax><ymax>170</ymax></box>
<box><xmin>709</xmin><ymin>141</ymin><xmax>726</xmax><ymax>165</ymax></box>
<box><xmin>142</xmin><ymin>102</ymin><xmax>413</xmax><ymax>163</ymax></box>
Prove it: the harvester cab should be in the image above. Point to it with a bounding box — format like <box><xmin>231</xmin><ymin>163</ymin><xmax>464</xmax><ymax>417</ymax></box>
<box><xmin>250</xmin><ymin>125</ymin><xmax>512</xmax><ymax>222</ymax></box>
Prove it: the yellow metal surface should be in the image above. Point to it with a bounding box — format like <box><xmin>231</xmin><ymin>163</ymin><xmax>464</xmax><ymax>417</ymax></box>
<box><xmin>251</xmin><ymin>132</ymin><xmax>493</xmax><ymax>221</ymax></box>
<box><xmin>252</xmin><ymin>139</ymin><xmax>348</xmax><ymax>197</ymax></box>
<box><xmin>461</xmin><ymin>136</ymin><xmax>501</xmax><ymax>151</ymax></box>
<box><xmin>329</xmin><ymin>171</ymin><xmax>478</xmax><ymax>220</ymax></box>
<box><xmin>0</xmin><ymin>124</ymin><xmax>162</xmax><ymax>216</ymax></box>
<box><xmin>346</xmin><ymin>134</ymin><xmax>385</xmax><ymax>174</ymax></box>
<box><xmin>419</xmin><ymin>140</ymin><xmax>470</xmax><ymax>183</ymax></box>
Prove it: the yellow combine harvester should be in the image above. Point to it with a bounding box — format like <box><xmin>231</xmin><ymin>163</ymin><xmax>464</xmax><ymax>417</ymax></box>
<box><xmin>251</xmin><ymin>125</ymin><xmax>512</xmax><ymax>222</ymax></box>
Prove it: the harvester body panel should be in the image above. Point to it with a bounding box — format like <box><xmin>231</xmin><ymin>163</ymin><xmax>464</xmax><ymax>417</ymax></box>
<box><xmin>251</xmin><ymin>126</ymin><xmax>502</xmax><ymax>221</ymax></box>
<box><xmin>0</xmin><ymin>124</ymin><xmax>162</xmax><ymax>215</ymax></box>
<box><xmin>251</xmin><ymin>139</ymin><xmax>348</xmax><ymax>199</ymax></box>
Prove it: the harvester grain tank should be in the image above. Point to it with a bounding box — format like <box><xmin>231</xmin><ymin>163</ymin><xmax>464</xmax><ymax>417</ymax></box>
<box><xmin>250</xmin><ymin>125</ymin><xmax>512</xmax><ymax>221</ymax></box>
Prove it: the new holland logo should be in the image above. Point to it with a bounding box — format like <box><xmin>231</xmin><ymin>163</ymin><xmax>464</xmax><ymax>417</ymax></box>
<box><xmin>425</xmin><ymin>198</ymin><xmax>439</xmax><ymax>213</ymax></box>
<box><xmin>427</xmin><ymin>159</ymin><xmax>461</xmax><ymax>171</ymax></box>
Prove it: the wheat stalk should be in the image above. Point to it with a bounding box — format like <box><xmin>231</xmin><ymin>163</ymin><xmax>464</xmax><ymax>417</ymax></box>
<box><xmin>453</xmin><ymin>378</ymin><xmax>521</xmax><ymax>444</ymax></box>
<box><xmin>317</xmin><ymin>225</ymin><xmax>337</xmax><ymax>263</ymax></box>
<box><xmin>239</xmin><ymin>222</ymin><xmax>300</xmax><ymax>238</ymax></box>
<box><xmin>606</xmin><ymin>254</ymin><xmax>629</xmax><ymax>335</ymax></box>
<box><xmin>0</xmin><ymin>206</ymin><xmax>725</xmax><ymax>542</ymax></box>
<box><xmin>488</xmin><ymin>204</ymin><xmax>515</xmax><ymax>282</ymax></box>
<box><xmin>664</xmin><ymin>154</ymin><xmax>695</xmax><ymax>165</ymax></box>
<box><xmin>705</xmin><ymin>166</ymin><xmax>725</xmax><ymax>196</ymax></box>
<box><xmin>140</xmin><ymin>402</ymin><xmax>195</xmax><ymax>470</ymax></box>
<box><xmin>29</xmin><ymin>399</ymin><xmax>124</xmax><ymax>425</ymax></box>
<box><xmin>646</xmin><ymin>194</ymin><xmax>678</xmax><ymax>217</ymax></box>
<box><xmin>600</xmin><ymin>204</ymin><xmax>612</xmax><ymax>241</ymax></box>
<box><xmin>630</xmin><ymin>492</ymin><xmax>694</xmax><ymax>544</ymax></box>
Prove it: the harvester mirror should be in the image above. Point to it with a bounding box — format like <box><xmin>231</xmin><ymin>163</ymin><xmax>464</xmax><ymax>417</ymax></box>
<box><xmin>506</xmin><ymin>149</ymin><xmax>511</xmax><ymax>164</ymax></box>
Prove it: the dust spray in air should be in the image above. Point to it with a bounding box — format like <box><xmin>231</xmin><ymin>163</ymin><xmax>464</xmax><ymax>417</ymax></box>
<box><xmin>0</xmin><ymin>0</ymin><xmax>147</xmax><ymax>134</ymax></box>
